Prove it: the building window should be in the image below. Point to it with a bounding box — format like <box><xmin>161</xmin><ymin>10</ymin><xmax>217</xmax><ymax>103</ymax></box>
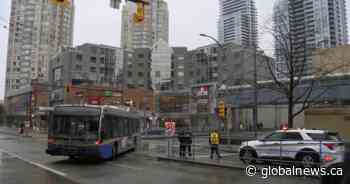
<box><xmin>76</xmin><ymin>54</ymin><xmax>83</xmax><ymax>61</ymax></box>
<box><xmin>155</xmin><ymin>71</ymin><xmax>161</xmax><ymax>77</ymax></box>
<box><xmin>128</xmin><ymin>71</ymin><xmax>133</xmax><ymax>77</ymax></box>
<box><xmin>138</xmin><ymin>53</ymin><xmax>144</xmax><ymax>58</ymax></box>
<box><xmin>100</xmin><ymin>57</ymin><xmax>105</xmax><ymax>64</ymax></box>
<box><xmin>53</xmin><ymin>68</ymin><xmax>62</xmax><ymax>81</ymax></box>
<box><xmin>100</xmin><ymin>68</ymin><xmax>105</xmax><ymax>73</ymax></box>
<box><xmin>177</xmin><ymin>71</ymin><xmax>184</xmax><ymax>77</ymax></box>
<box><xmin>90</xmin><ymin>57</ymin><xmax>97</xmax><ymax>63</ymax></box>
<box><xmin>138</xmin><ymin>72</ymin><xmax>144</xmax><ymax>77</ymax></box>
<box><xmin>90</xmin><ymin>67</ymin><xmax>96</xmax><ymax>72</ymax></box>
<box><xmin>75</xmin><ymin>65</ymin><xmax>82</xmax><ymax>71</ymax></box>
<box><xmin>91</xmin><ymin>47</ymin><xmax>97</xmax><ymax>54</ymax></box>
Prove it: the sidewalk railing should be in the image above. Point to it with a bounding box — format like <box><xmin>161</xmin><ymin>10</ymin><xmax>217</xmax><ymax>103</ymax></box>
<box><xmin>143</xmin><ymin>136</ymin><xmax>346</xmax><ymax>170</ymax></box>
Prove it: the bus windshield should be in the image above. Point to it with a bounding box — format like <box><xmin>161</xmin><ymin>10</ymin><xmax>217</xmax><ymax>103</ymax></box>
<box><xmin>52</xmin><ymin>115</ymin><xmax>100</xmax><ymax>140</ymax></box>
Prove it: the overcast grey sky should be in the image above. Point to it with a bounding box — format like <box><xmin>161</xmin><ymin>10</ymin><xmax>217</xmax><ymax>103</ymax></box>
<box><xmin>0</xmin><ymin>0</ymin><xmax>349</xmax><ymax>99</ymax></box>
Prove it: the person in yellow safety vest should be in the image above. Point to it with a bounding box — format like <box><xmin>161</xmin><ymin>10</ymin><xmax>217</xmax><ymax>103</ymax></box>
<box><xmin>209</xmin><ymin>129</ymin><xmax>222</xmax><ymax>159</ymax></box>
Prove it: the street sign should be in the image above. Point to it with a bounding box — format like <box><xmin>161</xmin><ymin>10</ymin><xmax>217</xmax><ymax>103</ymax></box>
<box><xmin>87</xmin><ymin>96</ymin><xmax>103</xmax><ymax>105</ymax></box>
<box><xmin>103</xmin><ymin>91</ymin><xmax>113</xmax><ymax>97</ymax></box>
<box><xmin>165</xmin><ymin>121</ymin><xmax>176</xmax><ymax>136</ymax></box>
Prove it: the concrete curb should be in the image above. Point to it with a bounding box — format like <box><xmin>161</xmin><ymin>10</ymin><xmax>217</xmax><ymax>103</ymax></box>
<box><xmin>157</xmin><ymin>156</ymin><xmax>245</xmax><ymax>170</ymax></box>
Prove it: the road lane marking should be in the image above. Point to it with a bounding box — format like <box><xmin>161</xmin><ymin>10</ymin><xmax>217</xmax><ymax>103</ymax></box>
<box><xmin>0</xmin><ymin>148</ymin><xmax>67</xmax><ymax>177</ymax></box>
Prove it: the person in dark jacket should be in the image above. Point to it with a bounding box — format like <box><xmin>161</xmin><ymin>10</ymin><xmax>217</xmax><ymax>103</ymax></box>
<box><xmin>177</xmin><ymin>130</ymin><xmax>186</xmax><ymax>158</ymax></box>
<box><xmin>18</xmin><ymin>123</ymin><xmax>24</xmax><ymax>135</ymax></box>
<box><xmin>184</xmin><ymin>129</ymin><xmax>193</xmax><ymax>157</ymax></box>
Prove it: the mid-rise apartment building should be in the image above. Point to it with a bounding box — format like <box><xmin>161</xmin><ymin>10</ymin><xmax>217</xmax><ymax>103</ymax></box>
<box><xmin>5</xmin><ymin>0</ymin><xmax>74</xmax><ymax>97</ymax></box>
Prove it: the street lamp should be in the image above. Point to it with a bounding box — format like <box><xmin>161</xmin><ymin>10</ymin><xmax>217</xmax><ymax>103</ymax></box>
<box><xmin>199</xmin><ymin>34</ymin><xmax>223</xmax><ymax>49</ymax></box>
<box><xmin>199</xmin><ymin>33</ymin><xmax>227</xmax><ymax>133</ymax></box>
<box><xmin>199</xmin><ymin>33</ymin><xmax>225</xmax><ymax>83</ymax></box>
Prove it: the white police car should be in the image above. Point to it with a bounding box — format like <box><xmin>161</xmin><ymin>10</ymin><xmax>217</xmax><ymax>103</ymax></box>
<box><xmin>239</xmin><ymin>129</ymin><xmax>344</xmax><ymax>167</ymax></box>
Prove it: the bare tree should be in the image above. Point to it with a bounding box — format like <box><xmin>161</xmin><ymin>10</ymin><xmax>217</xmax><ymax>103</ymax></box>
<box><xmin>257</xmin><ymin>3</ymin><xmax>350</xmax><ymax>128</ymax></box>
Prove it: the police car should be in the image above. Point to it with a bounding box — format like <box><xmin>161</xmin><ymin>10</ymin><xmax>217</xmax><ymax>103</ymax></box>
<box><xmin>239</xmin><ymin>129</ymin><xmax>344</xmax><ymax>167</ymax></box>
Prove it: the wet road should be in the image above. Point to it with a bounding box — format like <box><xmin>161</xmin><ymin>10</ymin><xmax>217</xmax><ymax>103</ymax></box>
<box><xmin>0</xmin><ymin>152</ymin><xmax>78</xmax><ymax>184</ymax></box>
<box><xmin>0</xmin><ymin>133</ymin><xmax>319</xmax><ymax>184</ymax></box>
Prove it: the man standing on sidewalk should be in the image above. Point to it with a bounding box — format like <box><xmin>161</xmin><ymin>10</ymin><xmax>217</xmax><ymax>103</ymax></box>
<box><xmin>209</xmin><ymin>129</ymin><xmax>222</xmax><ymax>160</ymax></box>
<box><xmin>178</xmin><ymin>130</ymin><xmax>186</xmax><ymax>158</ymax></box>
<box><xmin>184</xmin><ymin>128</ymin><xmax>193</xmax><ymax>157</ymax></box>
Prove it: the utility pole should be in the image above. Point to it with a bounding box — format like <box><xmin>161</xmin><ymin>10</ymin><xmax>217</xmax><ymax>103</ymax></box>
<box><xmin>252</xmin><ymin>44</ymin><xmax>258</xmax><ymax>138</ymax></box>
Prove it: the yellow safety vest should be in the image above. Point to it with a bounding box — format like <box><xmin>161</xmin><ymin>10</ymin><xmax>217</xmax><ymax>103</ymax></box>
<box><xmin>210</xmin><ymin>132</ymin><xmax>220</xmax><ymax>145</ymax></box>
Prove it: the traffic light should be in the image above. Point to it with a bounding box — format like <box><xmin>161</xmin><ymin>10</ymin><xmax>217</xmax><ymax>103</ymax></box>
<box><xmin>51</xmin><ymin>0</ymin><xmax>70</xmax><ymax>7</ymax></box>
<box><xmin>133</xmin><ymin>2</ymin><xmax>145</xmax><ymax>23</ymax></box>
<box><xmin>218</xmin><ymin>101</ymin><xmax>225</xmax><ymax>119</ymax></box>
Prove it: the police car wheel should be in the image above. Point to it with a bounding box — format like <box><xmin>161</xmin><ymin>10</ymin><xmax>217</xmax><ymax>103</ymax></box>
<box><xmin>240</xmin><ymin>149</ymin><xmax>257</xmax><ymax>164</ymax></box>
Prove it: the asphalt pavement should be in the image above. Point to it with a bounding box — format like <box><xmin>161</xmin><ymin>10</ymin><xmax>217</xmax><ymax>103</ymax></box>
<box><xmin>0</xmin><ymin>152</ymin><xmax>78</xmax><ymax>184</ymax></box>
<box><xmin>0</xmin><ymin>132</ymin><xmax>319</xmax><ymax>184</ymax></box>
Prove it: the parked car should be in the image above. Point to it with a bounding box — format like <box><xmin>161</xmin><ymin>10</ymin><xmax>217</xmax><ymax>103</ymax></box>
<box><xmin>239</xmin><ymin>129</ymin><xmax>344</xmax><ymax>167</ymax></box>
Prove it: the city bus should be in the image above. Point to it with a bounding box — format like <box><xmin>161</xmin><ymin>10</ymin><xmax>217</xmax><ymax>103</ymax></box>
<box><xmin>46</xmin><ymin>105</ymin><xmax>142</xmax><ymax>160</ymax></box>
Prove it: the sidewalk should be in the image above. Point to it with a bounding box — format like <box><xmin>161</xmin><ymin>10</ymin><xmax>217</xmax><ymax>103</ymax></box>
<box><xmin>157</xmin><ymin>153</ymin><xmax>246</xmax><ymax>170</ymax></box>
<box><xmin>0</xmin><ymin>126</ymin><xmax>47</xmax><ymax>143</ymax></box>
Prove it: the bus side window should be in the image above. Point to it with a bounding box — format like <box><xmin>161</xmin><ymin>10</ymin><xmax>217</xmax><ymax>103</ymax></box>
<box><xmin>119</xmin><ymin>117</ymin><xmax>125</xmax><ymax>137</ymax></box>
<box><xmin>125</xmin><ymin>118</ymin><xmax>130</xmax><ymax>136</ymax></box>
<box><xmin>126</xmin><ymin>118</ymin><xmax>132</xmax><ymax>136</ymax></box>
<box><xmin>131</xmin><ymin>119</ymin><xmax>135</xmax><ymax>134</ymax></box>
<box><xmin>116</xmin><ymin>117</ymin><xmax>122</xmax><ymax>137</ymax></box>
<box><xmin>112</xmin><ymin>116</ymin><xmax>119</xmax><ymax>137</ymax></box>
<box><xmin>136</xmin><ymin>119</ymin><xmax>140</xmax><ymax>133</ymax></box>
<box><xmin>133</xmin><ymin>119</ymin><xmax>137</xmax><ymax>134</ymax></box>
<box><xmin>102</xmin><ymin>115</ymin><xmax>113</xmax><ymax>139</ymax></box>
<box><xmin>130</xmin><ymin>119</ymin><xmax>135</xmax><ymax>135</ymax></box>
<box><xmin>128</xmin><ymin>119</ymin><xmax>132</xmax><ymax>136</ymax></box>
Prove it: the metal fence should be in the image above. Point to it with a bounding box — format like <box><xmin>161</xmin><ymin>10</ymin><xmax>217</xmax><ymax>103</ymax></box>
<box><xmin>140</xmin><ymin>135</ymin><xmax>349</xmax><ymax>183</ymax></box>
